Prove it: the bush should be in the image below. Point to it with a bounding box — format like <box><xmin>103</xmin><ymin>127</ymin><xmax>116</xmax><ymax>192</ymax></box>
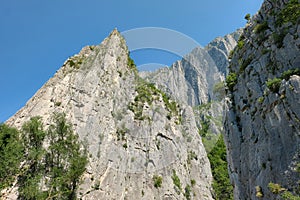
<box><xmin>153</xmin><ymin>175</ymin><xmax>163</xmax><ymax>188</ymax></box>
<box><xmin>191</xmin><ymin>179</ymin><xmax>196</xmax><ymax>186</ymax></box>
<box><xmin>237</xmin><ymin>35</ymin><xmax>245</xmax><ymax>49</ymax></box>
<box><xmin>266</xmin><ymin>78</ymin><xmax>282</xmax><ymax>93</ymax></box>
<box><xmin>257</xmin><ymin>96</ymin><xmax>265</xmax><ymax>104</ymax></box>
<box><xmin>269</xmin><ymin>182</ymin><xmax>300</xmax><ymax>199</ymax></box>
<box><xmin>172</xmin><ymin>170</ymin><xmax>182</xmax><ymax>191</ymax></box>
<box><xmin>184</xmin><ymin>184</ymin><xmax>192</xmax><ymax>200</ymax></box>
<box><xmin>256</xmin><ymin>186</ymin><xmax>264</xmax><ymax>198</ymax></box>
<box><xmin>245</xmin><ymin>13</ymin><xmax>251</xmax><ymax>22</ymax></box>
<box><xmin>266</xmin><ymin>68</ymin><xmax>300</xmax><ymax>93</ymax></box>
<box><xmin>268</xmin><ymin>182</ymin><xmax>285</xmax><ymax>194</ymax></box>
<box><xmin>226</xmin><ymin>73</ymin><xmax>238</xmax><ymax>92</ymax></box>
<box><xmin>254</xmin><ymin>21</ymin><xmax>269</xmax><ymax>34</ymax></box>
<box><xmin>237</xmin><ymin>40</ymin><xmax>245</xmax><ymax>49</ymax></box>
<box><xmin>281</xmin><ymin>191</ymin><xmax>300</xmax><ymax>200</ymax></box>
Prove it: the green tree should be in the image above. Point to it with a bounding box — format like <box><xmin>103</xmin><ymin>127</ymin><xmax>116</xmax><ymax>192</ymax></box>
<box><xmin>0</xmin><ymin>124</ymin><xmax>24</xmax><ymax>190</ymax></box>
<box><xmin>45</xmin><ymin>113</ymin><xmax>87</xmax><ymax>199</ymax></box>
<box><xmin>18</xmin><ymin>117</ymin><xmax>46</xmax><ymax>199</ymax></box>
<box><xmin>208</xmin><ymin>135</ymin><xmax>233</xmax><ymax>200</ymax></box>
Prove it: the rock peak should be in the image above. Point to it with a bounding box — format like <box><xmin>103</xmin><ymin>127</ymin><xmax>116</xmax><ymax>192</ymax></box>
<box><xmin>108</xmin><ymin>27</ymin><xmax>122</xmax><ymax>38</ymax></box>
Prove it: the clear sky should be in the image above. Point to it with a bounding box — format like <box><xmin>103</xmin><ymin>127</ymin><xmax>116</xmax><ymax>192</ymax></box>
<box><xmin>0</xmin><ymin>0</ymin><xmax>263</xmax><ymax>123</ymax></box>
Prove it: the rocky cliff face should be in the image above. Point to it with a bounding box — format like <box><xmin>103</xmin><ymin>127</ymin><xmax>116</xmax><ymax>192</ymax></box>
<box><xmin>140</xmin><ymin>31</ymin><xmax>241</xmax><ymax>107</ymax></box>
<box><xmin>6</xmin><ymin>30</ymin><xmax>214</xmax><ymax>199</ymax></box>
<box><xmin>205</xmin><ymin>30</ymin><xmax>242</xmax><ymax>76</ymax></box>
<box><xmin>224</xmin><ymin>0</ymin><xmax>300</xmax><ymax>199</ymax></box>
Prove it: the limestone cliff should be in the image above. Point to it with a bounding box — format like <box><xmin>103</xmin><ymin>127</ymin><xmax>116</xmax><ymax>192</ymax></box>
<box><xmin>5</xmin><ymin>30</ymin><xmax>213</xmax><ymax>199</ymax></box>
<box><xmin>140</xmin><ymin>31</ymin><xmax>241</xmax><ymax>107</ymax></box>
<box><xmin>224</xmin><ymin>0</ymin><xmax>300</xmax><ymax>199</ymax></box>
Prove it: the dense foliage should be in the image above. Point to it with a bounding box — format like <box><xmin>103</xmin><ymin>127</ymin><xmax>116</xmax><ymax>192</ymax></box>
<box><xmin>18</xmin><ymin>117</ymin><xmax>46</xmax><ymax>199</ymax></box>
<box><xmin>0</xmin><ymin>113</ymin><xmax>87</xmax><ymax>199</ymax></box>
<box><xmin>0</xmin><ymin>124</ymin><xmax>24</xmax><ymax>190</ymax></box>
<box><xmin>208</xmin><ymin>135</ymin><xmax>233</xmax><ymax>200</ymax></box>
<box><xmin>45</xmin><ymin>113</ymin><xmax>88</xmax><ymax>199</ymax></box>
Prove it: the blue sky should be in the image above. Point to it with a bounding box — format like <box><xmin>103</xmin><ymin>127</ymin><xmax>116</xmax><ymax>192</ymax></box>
<box><xmin>0</xmin><ymin>0</ymin><xmax>263</xmax><ymax>122</ymax></box>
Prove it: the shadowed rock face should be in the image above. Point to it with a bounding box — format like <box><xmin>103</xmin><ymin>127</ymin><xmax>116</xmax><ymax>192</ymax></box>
<box><xmin>6</xmin><ymin>30</ymin><xmax>213</xmax><ymax>199</ymax></box>
<box><xmin>224</xmin><ymin>0</ymin><xmax>300</xmax><ymax>199</ymax></box>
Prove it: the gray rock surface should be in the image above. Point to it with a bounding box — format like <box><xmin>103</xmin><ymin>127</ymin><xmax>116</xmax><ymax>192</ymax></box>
<box><xmin>224</xmin><ymin>0</ymin><xmax>300</xmax><ymax>199</ymax></box>
<box><xmin>140</xmin><ymin>31</ymin><xmax>240</xmax><ymax>107</ymax></box>
<box><xmin>206</xmin><ymin>29</ymin><xmax>242</xmax><ymax>76</ymax></box>
<box><xmin>5</xmin><ymin>30</ymin><xmax>214</xmax><ymax>199</ymax></box>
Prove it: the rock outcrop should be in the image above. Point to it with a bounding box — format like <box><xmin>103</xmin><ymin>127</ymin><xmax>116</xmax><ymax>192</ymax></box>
<box><xmin>224</xmin><ymin>0</ymin><xmax>300</xmax><ymax>199</ymax></box>
<box><xmin>6</xmin><ymin>30</ymin><xmax>214</xmax><ymax>199</ymax></box>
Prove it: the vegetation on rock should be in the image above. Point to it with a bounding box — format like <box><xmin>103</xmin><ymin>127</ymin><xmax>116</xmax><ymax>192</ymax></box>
<box><xmin>129</xmin><ymin>76</ymin><xmax>181</xmax><ymax>123</ymax></box>
<box><xmin>269</xmin><ymin>182</ymin><xmax>300</xmax><ymax>200</ymax></box>
<box><xmin>208</xmin><ymin>135</ymin><xmax>233</xmax><ymax>200</ymax></box>
<box><xmin>226</xmin><ymin>72</ymin><xmax>238</xmax><ymax>92</ymax></box>
<box><xmin>153</xmin><ymin>175</ymin><xmax>163</xmax><ymax>188</ymax></box>
<box><xmin>276</xmin><ymin>0</ymin><xmax>300</xmax><ymax>26</ymax></box>
<box><xmin>266</xmin><ymin>68</ymin><xmax>300</xmax><ymax>93</ymax></box>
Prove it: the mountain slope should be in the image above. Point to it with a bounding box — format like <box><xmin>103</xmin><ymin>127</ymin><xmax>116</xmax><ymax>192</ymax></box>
<box><xmin>5</xmin><ymin>30</ymin><xmax>213</xmax><ymax>199</ymax></box>
<box><xmin>224</xmin><ymin>0</ymin><xmax>300</xmax><ymax>199</ymax></box>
